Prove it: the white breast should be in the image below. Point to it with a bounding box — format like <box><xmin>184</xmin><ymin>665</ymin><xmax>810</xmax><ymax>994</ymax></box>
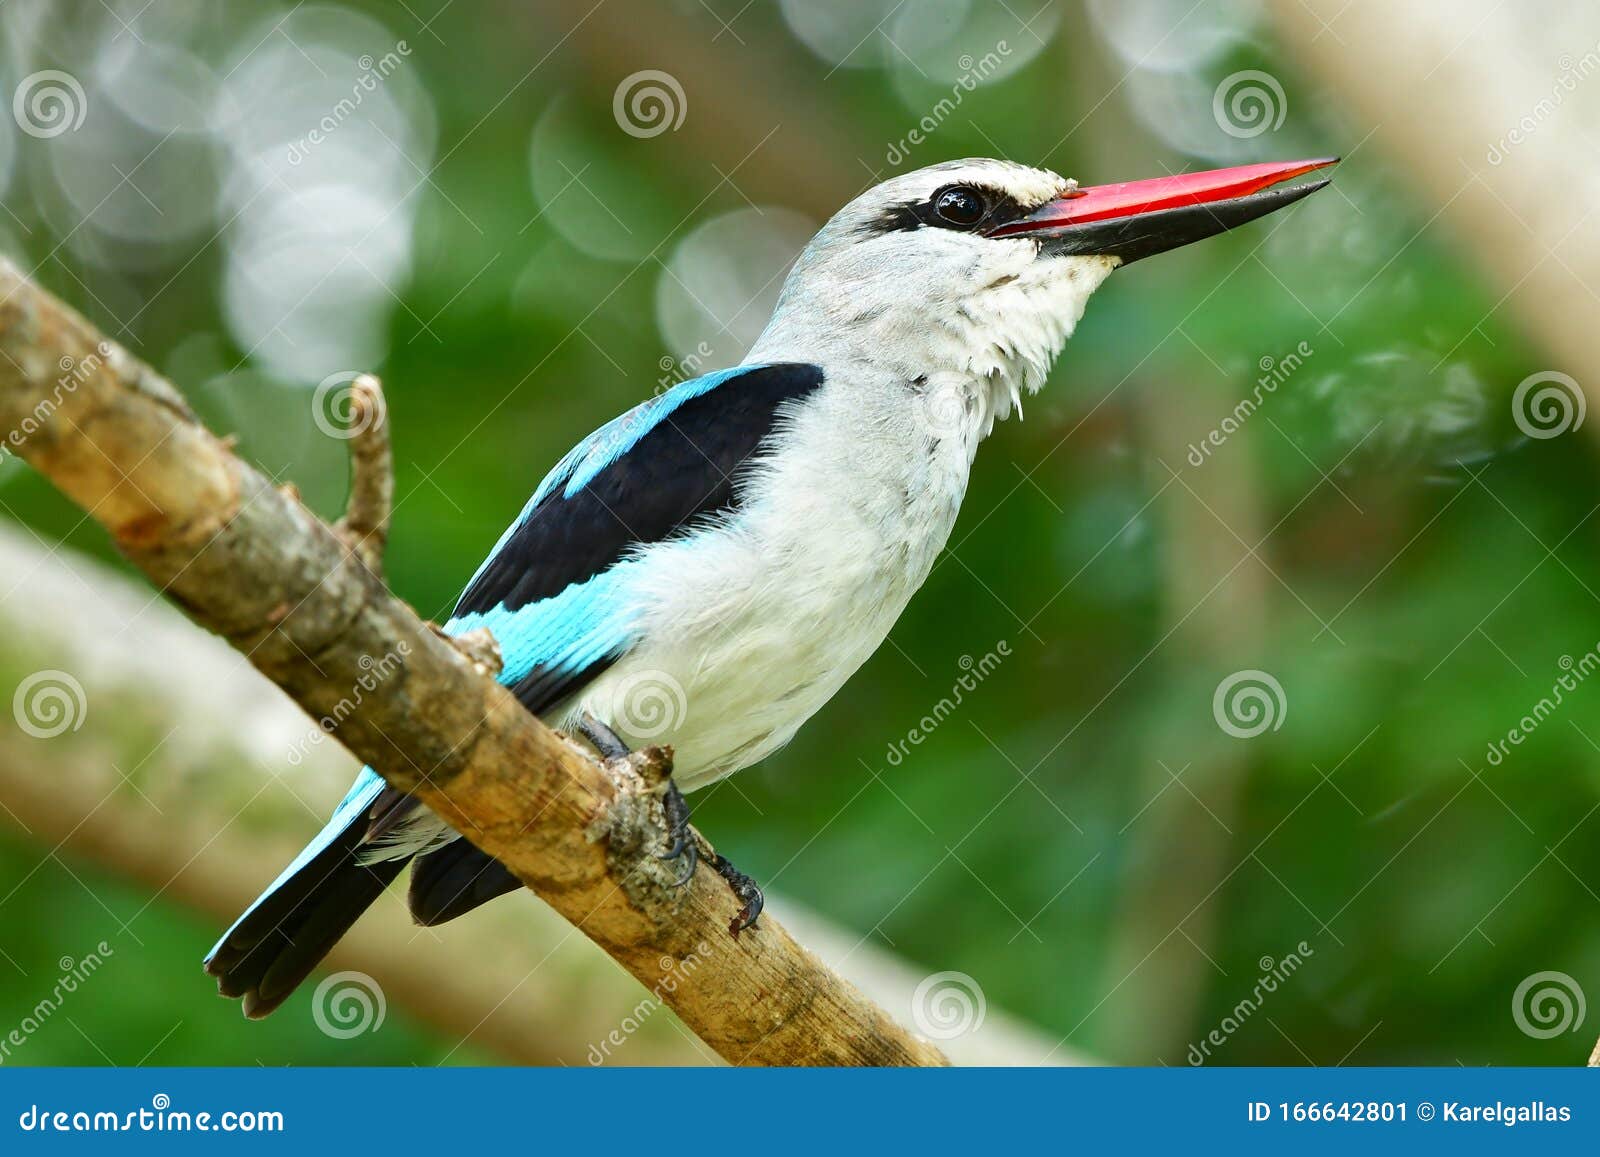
<box><xmin>565</xmin><ymin>369</ymin><xmax>974</xmax><ymax>790</ymax></box>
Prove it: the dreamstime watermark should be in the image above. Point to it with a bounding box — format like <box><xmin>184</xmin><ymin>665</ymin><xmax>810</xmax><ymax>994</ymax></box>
<box><xmin>286</xmin><ymin>42</ymin><xmax>412</xmax><ymax>164</ymax></box>
<box><xmin>1487</xmin><ymin>43</ymin><xmax>1600</xmax><ymax>164</ymax></box>
<box><xmin>312</xmin><ymin>371</ymin><xmax>387</xmax><ymax>440</ymax></box>
<box><xmin>12</xmin><ymin>669</ymin><xmax>87</xmax><ymax>739</ymax></box>
<box><xmin>285</xmin><ymin>642</ymin><xmax>411</xmax><ymax>765</ymax></box>
<box><xmin>586</xmin><ymin>941</ymin><xmax>712</xmax><ymax>1063</ymax></box>
<box><xmin>1</xmin><ymin>343</ymin><xmax>111</xmax><ymax>464</ymax></box>
<box><xmin>1187</xmin><ymin>941</ymin><xmax>1314</xmax><ymax>1064</ymax></box>
<box><xmin>1512</xmin><ymin>970</ymin><xmax>1585</xmax><ymax>1039</ymax></box>
<box><xmin>1511</xmin><ymin>370</ymin><xmax>1584</xmax><ymax>440</ymax></box>
<box><xmin>1212</xmin><ymin>70</ymin><xmax>1287</xmax><ymax>139</ymax></box>
<box><xmin>0</xmin><ymin>941</ymin><xmax>114</xmax><ymax>1063</ymax></box>
<box><xmin>1187</xmin><ymin>340</ymin><xmax>1313</xmax><ymax>466</ymax></box>
<box><xmin>311</xmin><ymin>970</ymin><xmax>386</xmax><ymax>1038</ymax></box>
<box><xmin>601</xmin><ymin>669</ymin><xmax>688</xmax><ymax>741</ymax></box>
<box><xmin>1212</xmin><ymin>669</ymin><xmax>1286</xmax><ymax>739</ymax></box>
<box><xmin>558</xmin><ymin>342</ymin><xmax>712</xmax><ymax>484</ymax></box>
<box><xmin>612</xmin><ymin>70</ymin><xmax>686</xmax><ymax>139</ymax></box>
<box><xmin>656</xmin><ymin>340</ymin><xmax>715</xmax><ymax>395</ymax></box>
<box><xmin>18</xmin><ymin>1095</ymin><xmax>284</xmax><ymax>1133</ymax></box>
<box><xmin>12</xmin><ymin>70</ymin><xmax>87</xmax><ymax>138</ymax></box>
<box><xmin>911</xmin><ymin>971</ymin><xmax>986</xmax><ymax>1040</ymax></box>
<box><xmin>884</xmin><ymin>641</ymin><xmax>1011</xmax><ymax>767</ymax></box>
<box><xmin>1484</xmin><ymin>647</ymin><xmax>1600</xmax><ymax>767</ymax></box>
<box><xmin>596</xmin><ymin>344</ymin><xmax>716</xmax><ymax>466</ymax></box>
<box><xmin>884</xmin><ymin>43</ymin><xmax>1013</xmax><ymax>166</ymax></box>
<box><xmin>913</xmin><ymin>369</ymin><xmax>985</xmax><ymax>442</ymax></box>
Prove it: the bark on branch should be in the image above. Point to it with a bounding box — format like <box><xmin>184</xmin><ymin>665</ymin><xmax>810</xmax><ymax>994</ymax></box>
<box><xmin>0</xmin><ymin>258</ymin><xmax>949</xmax><ymax>1067</ymax></box>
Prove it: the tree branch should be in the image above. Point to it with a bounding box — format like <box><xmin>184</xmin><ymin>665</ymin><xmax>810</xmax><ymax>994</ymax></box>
<box><xmin>0</xmin><ymin>258</ymin><xmax>948</xmax><ymax>1067</ymax></box>
<box><xmin>331</xmin><ymin>373</ymin><xmax>392</xmax><ymax>580</ymax></box>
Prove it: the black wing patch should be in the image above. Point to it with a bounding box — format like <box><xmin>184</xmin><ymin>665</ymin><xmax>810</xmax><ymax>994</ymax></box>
<box><xmin>455</xmin><ymin>361</ymin><xmax>825</xmax><ymax>617</ymax></box>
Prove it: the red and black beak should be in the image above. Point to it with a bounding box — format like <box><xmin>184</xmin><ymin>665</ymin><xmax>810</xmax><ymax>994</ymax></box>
<box><xmin>988</xmin><ymin>157</ymin><xmax>1337</xmax><ymax>263</ymax></box>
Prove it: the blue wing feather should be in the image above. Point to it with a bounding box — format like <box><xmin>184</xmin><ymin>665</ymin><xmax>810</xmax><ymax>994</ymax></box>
<box><xmin>445</xmin><ymin>567</ymin><xmax>633</xmax><ymax>689</ymax></box>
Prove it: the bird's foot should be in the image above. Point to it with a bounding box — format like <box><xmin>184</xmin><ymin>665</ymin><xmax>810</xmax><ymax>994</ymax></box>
<box><xmin>657</xmin><ymin>778</ymin><xmax>697</xmax><ymax>885</ymax></box>
<box><xmin>654</xmin><ymin>779</ymin><xmax>763</xmax><ymax>936</ymax></box>
<box><xmin>579</xmin><ymin>715</ymin><xmax>759</xmax><ymax>935</ymax></box>
<box><xmin>578</xmin><ymin>713</ymin><xmax>690</xmax><ymax>877</ymax></box>
<box><xmin>709</xmin><ymin>851</ymin><xmax>764</xmax><ymax>938</ymax></box>
<box><xmin>578</xmin><ymin>715</ymin><xmax>693</xmax><ymax>881</ymax></box>
<box><xmin>577</xmin><ymin>712</ymin><xmax>631</xmax><ymax>761</ymax></box>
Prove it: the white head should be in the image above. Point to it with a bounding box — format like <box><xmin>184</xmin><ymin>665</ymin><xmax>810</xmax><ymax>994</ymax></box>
<box><xmin>747</xmin><ymin>155</ymin><xmax>1335</xmax><ymax>432</ymax></box>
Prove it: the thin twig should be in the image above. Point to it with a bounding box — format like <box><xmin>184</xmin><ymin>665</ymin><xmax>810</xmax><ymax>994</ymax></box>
<box><xmin>333</xmin><ymin>373</ymin><xmax>392</xmax><ymax>579</ymax></box>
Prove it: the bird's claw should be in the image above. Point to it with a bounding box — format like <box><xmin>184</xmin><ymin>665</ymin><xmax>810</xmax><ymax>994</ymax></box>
<box><xmin>710</xmin><ymin>853</ymin><xmax>764</xmax><ymax>938</ymax></box>
<box><xmin>666</xmin><ymin>842</ymin><xmax>697</xmax><ymax>886</ymax></box>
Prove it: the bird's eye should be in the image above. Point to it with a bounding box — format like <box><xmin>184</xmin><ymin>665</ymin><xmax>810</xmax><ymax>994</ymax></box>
<box><xmin>933</xmin><ymin>186</ymin><xmax>986</xmax><ymax>227</ymax></box>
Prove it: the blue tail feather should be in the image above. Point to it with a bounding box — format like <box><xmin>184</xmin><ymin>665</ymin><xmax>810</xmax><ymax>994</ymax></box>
<box><xmin>204</xmin><ymin>767</ymin><xmax>385</xmax><ymax>965</ymax></box>
<box><xmin>203</xmin><ymin>767</ymin><xmax>399</xmax><ymax>1017</ymax></box>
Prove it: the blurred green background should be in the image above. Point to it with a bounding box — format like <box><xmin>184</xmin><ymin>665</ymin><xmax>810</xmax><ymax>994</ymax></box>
<box><xmin>2</xmin><ymin>0</ymin><xmax>1597</xmax><ymax>1067</ymax></box>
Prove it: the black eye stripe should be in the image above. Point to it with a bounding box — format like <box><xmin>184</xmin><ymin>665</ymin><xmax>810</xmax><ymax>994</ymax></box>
<box><xmin>860</xmin><ymin>183</ymin><xmax>1029</xmax><ymax>236</ymax></box>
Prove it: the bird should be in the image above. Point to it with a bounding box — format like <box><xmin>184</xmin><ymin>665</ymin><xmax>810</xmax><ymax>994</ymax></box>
<box><xmin>206</xmin><ymin>154</ymin><xmax>1336</xmax><ymax>1017</ymax></box>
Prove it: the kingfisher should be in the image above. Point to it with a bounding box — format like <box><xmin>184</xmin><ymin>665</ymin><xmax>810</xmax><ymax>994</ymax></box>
<box><xmin>206</xmin><ymin>155</ymin><xmax>1335</xmax><ymax>1016</ymax></box>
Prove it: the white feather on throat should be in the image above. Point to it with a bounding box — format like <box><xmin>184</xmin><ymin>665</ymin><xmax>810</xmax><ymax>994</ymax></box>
<box><xmin>951</xmin><ymin>248</ymin><xmax>1119</xmax><ymax>442</ymax></box>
